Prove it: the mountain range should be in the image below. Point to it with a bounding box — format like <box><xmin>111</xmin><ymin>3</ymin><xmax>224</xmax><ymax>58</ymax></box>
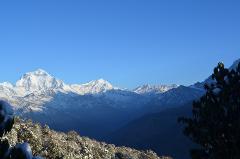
<box><xmin>0</xmin><ymin>59</ymin><xmax>238</xmax><ymax>159</ymax></box>
<box><xmin>0</xmin><ymin>69</ymin><xmax>204</xmax><ymax>113</ymax></box>
<box><xmin>0</xmin><ymin>68</ymin><xmax>204</xmax><ymax>140</ymax></box>
<box><xmin>108</xmin><ymin>59</ymin><xmax>240</xmax><ymax>159</ymax></box>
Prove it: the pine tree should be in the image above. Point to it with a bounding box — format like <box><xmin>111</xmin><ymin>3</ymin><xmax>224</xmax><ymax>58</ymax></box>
<box><xmin>179</xmin><ymin>62</ymin><xmax>240</xmax><ymax>159</ymax></box>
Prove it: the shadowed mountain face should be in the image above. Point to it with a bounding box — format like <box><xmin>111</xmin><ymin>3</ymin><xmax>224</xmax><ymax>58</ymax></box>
<box><xmin>141</xmin><ymin>86</ymin><xmax>204</xmax><ymax>114</ymax></box>
<box><xmin>107</xmin><ymin>103</ymin><xmax>194</xmax><ymax>159</ymax></box>
<box><xmin>0</xmin><ymin>59</ymin><xmax>238</xmax><ymax>158</ymax></box>
<box><xmin>22</xmin><ymin>91</ymin><xmax>146</xmax><ymax>139</ymax></box>
<box><xmin>20</xmin><ymin>86</ymin><xmax>203</xmax><ymax>140</ymax></box>
<box><xmin>107</xmin><ymin>59</ymin><xmax>240</xmax><ymax>159</ymax></box>
<box><xmin>0</xmin><ymin>69</ymin><xmax>204</xmax><ymax>140</ymax></box>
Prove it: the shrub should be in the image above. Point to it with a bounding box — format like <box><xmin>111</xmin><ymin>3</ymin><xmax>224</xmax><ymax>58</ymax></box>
<box><xmin>0</xmin><ymin>100</ymin><xmax>42</xmax><ymax>159</ymax></box>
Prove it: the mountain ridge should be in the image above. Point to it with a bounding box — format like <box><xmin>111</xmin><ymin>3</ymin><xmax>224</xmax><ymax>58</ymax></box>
<box><xmin>0</xmin><ymin>59</ymin><xmax>237</xmax><ymax>156</ymax></box>
<box><xmin>0</xmin><ymin>68</ymin><xmax>204</xmax><ymax>141</ymax></box>
<box><xmin>0</xmin><ymin>69</ymin><xmax>185</xmax><ymax>113</ymax></box>
<box><xmin>108</xmin><ymin>58</ymin><xmax>240</xmax><ymax>159</ymax></box>
<box><xmin>0</xmin><ymin>68</ymin><xmax>180</xmax><ymax>97</ymax></box>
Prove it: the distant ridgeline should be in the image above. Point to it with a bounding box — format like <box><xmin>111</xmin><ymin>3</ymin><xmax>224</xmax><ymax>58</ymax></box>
<box><xmin>107</xmin><ymin>59</ymin><xmax>240</xmax><ymax>159</ymax></box>
<box><xmin>0</xmin><ymin>69</ymin><xmax>204</xmax><ymax>140</ymax></box>
<box><xmin>0</xmin><ymin>58</ymin><xmax>238</xmax><ymax>159</ymax></box>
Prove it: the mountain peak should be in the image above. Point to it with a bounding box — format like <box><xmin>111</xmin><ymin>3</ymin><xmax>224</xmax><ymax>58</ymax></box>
<box><xmin>229</xmin><ymin>58</ymin><xmax>240</xmax><ymax>70</ymax></box>
<box><xmin>31</xmin><ymin>69</ymin><xmax>49</xmax><ymax>76</ymax></box>
<box><xmin>15</xmin><ymin>69</ymin><xmax>64</xmax><ymax>93</ymax></box>
<box><xmin>69</xmin><ymin>78</ymin><xmax>114</xmax><ymax>94</ymax></box>
<box><xmin>134</xmin><ymin>84</ymin><xmax>178</xmax><ymax>94</ymax></box>
<box><xmin>92</xmin><ymin>78</ymin><xmax>112</xmax><ymax>85</ymax></box>
<box><xmin>85</xmin><ymin>78</ymin><xmax>113</xmax><ymax>90</ymax></box>
<box><xmin>96</xmin><ymin>78</ymin><xmax>107</xmax><ymax>82</ymax></box>
<box><xmin>0</xmin><ymin>82</ymin><xmax>14</xmax><ymax>88</ymax></box>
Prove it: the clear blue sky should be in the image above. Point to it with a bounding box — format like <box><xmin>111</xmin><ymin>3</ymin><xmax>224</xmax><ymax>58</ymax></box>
<box><xmin>0</xmin><ymin>0</ymin><xmax>239</xmax><ymax>88</ymax></box>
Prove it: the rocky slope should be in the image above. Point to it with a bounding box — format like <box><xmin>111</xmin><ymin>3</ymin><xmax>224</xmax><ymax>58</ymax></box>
<box><xmin>4</xmin><ymin>117</ymin><xmax>171</xmax><ymax>159</ymax></box>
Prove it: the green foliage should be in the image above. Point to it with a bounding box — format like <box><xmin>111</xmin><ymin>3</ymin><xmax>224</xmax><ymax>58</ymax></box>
<box><xmin>179</xmin><ymin>62</ymin><xmax>240</xmax><ymax>159</ymax></box>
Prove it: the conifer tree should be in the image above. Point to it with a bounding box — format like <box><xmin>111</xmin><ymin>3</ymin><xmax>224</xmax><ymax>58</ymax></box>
<box><xmin>179</xmin><ymin>62</ymin><xmax>240</xmax><ymax>159</ymax></box>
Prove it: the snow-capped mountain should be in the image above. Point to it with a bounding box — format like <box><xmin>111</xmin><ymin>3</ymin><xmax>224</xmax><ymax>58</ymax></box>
<box><xmin>0</xmin><ymin>67</ymin><xmax>206</xmax><ymax>116</ymax></box>
<box><xmin>0</xmin><ymin>69</ymin><xmax>115</xmax><ymax>96</ymax></box>
<box><xmin>0</xmin><ymin>69</ymin><xmax>122</xmax><ymax>112</ymax></box>
<box><xmin>133</xmin><ymin>84</ymin><xmax>178</xmax><ymax>94</ymax></box>
<box><xmin>15</xmin><ymin>69</ymin><xmax>65</xmax><ymax>95</ymax></box>
<box><xmin>4</xmin><ymin>59</ymin><xmax>238</xmax><ymax>114</ymax></box>
<box><xmin>70</xmin><ymin>78</ymin><xmax>115</xmax><ymax>95</ymax></box>
<box><xmin>229</xmin><ymin>59</ymin><xmax>240</xmax><ymax>70</ymax></box>
<box><xmin>192</xmin><ymin>58</ymin><xmax>240</xmax><ymax>89</ymax></box>
<box><xmin>0</xmin><ymin>65</ymin><xmax>213</xmax><ymax>139</ymax></box>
